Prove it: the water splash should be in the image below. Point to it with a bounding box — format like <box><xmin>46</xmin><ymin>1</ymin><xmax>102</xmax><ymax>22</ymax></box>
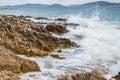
<box><xmin>20</xmin><ymin>11</ymin><xmax>120</xmax><ymax>80</ymax></box>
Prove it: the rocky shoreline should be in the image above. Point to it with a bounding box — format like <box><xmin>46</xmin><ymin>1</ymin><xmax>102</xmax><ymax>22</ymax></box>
<box><xmin>0</xmin><ymin>14</ymin><xmax>119</xmax><ymax>80</ymax></box>
<box><xmin>0</xmin><ymin>14</ymin><xmax>76</xmax><ymax>79</ymax></box>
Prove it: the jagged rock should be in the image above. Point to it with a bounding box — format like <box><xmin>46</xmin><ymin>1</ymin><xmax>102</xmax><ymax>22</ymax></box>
<box><xmin>0</xmin><ymin>70</ymin><xmax>20</xmax><ymax>80</ymax></box>
<box><xmin>0</xmin><ymin>46</ymin><xmax>40</xmax><ymax>73</ymax></box>
<box><xmin>58</xmin><ymin>70</ymin><xmax>107</xmax><ymax>80</ymax></box>
<box><xmin>0</xmin><ymin>14</ymin><xmax>76</xmax><ymax>57</ymax></box>
<box><xmin>45</xmin><ymin>23</ymin><xmax>68</xmax><ymax>34</ymax></box>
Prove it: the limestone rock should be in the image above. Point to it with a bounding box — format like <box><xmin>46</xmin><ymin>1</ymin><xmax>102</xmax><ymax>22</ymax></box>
<box><xmin>0</xmin><ymin>46</ymin><xmax>40</xmax><ymax>73</ymax></box>
<box><xmin>0</xmin><ymin>14</ymin><xmax>76</xmax><ymax>57</ymax></box>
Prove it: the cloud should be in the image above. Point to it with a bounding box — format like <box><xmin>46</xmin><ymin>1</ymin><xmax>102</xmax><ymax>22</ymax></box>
<box><xmin>0</xmin><ymin>0</ymin><xmax>120</xmax><ymax>6</ymax></box>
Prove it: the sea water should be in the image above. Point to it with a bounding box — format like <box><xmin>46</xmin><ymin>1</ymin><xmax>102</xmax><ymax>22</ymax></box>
<box><xmin>1</xmin><ymin>6</ymin><xmax>120</xmax><ymax>80</ymax></box>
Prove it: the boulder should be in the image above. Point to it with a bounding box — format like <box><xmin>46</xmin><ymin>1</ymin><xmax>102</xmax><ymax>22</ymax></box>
<box><xmin>45</xmin><ymin>23</ymin><xmax>68</xmax><ymax>34</ymax></box>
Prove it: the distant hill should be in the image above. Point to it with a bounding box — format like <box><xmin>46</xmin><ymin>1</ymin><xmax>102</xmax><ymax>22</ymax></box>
<box><xmin>71</xmin><ymin>1</ymin><xmax>120</xmax><ymax>7</ymax></box>
<box><xmin>0</xmin><ymin>1</ymin><xmax>120</xmax><ymax>9</ymax></box>
<box><xmin>0</xmin><ymin>4</ymin><xmax>66</xmax><ymax>8</ymax></box>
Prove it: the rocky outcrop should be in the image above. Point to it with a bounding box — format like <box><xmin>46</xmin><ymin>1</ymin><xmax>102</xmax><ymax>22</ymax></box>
<box><xmin>0</xmin><ymin>14</ymin><xmax>76</xmax><ymax>57</ymax></box>
<box><xmin>0</xmin><ymin>70</ymin><xmax>21</xmax><ymax>80</ymax></box>
<box><xmin>57</xmin><ymin>70</ymin><xmax>107</xmax><ymax>80</ymax></box>
<box><xmin>0</xmin><ymin>46</ymin><xmax>40</xmax><ymax>73</ymax></box>
<box><xmin>45</xmin><ymin>23</ymin><xmax>68</xmax><ymax>34</ymax></box>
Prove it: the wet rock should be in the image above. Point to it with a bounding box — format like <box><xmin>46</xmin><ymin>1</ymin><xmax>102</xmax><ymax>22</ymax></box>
<box><xmin>0</xmin><ymin>46</ymin><xmax>40</xmax><ymax>73</ymax></box>
<box><xmin>0</xmin><ymin>70</ymin><xmax>21</xmax><ymax>80</ymax></box>
<box><xmin>50</xmin><ymin>54</ymin><xmax>65</xmax><ymax>59</ymax></box>
<box><xmin>65</xmin><ymin>23</ymin><xmax>79</xmax><ymax>26</ymax></box>
<box><xmin>74</xmin><ymin>35</ymin><xmax>83</xmax><ymax>39</ymax></box>
<box><xmin>45</xmin><ymin>23</ymin><xmax>68</xmax><ymax>34</ymax></box>
<box><xmin>35</xmin><ymin>17</ymin><xmax>49</xmax><ymax>20</ymax></box>
<box><xmin>58</xmin><ymin>70</ymin><xmax>107</xmax><ymax>80</ymax></box>
<box><xmin>111</xmin><ymin>72</ymin><xmax>120</xmax><ymax>80</ymax></box>
<box><xmin>57</xmin><ymin>49</ymin><xmax>62</xmax><ymax>53</ymax></box>
<box><xmin>55</xmin><ymin>18</ymin><xmax>67</xmax><ymax>21</ymax></box>
<box><xmin>25</xmin><ymin>16</ymin><xmax>33</xmax><ymax>18</ymax></box>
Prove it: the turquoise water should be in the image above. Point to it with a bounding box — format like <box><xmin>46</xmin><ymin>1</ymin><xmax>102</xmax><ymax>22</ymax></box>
<box><xmin>0</xmin><ymin>6</ymin><xmax>120</xmax><ymax>22</ymax></box>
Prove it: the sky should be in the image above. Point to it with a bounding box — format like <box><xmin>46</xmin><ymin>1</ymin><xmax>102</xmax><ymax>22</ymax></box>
<box><xmin>0</xmin><ymin>0</ymin><xmax>120</xmax><ymax>6</ymax></box>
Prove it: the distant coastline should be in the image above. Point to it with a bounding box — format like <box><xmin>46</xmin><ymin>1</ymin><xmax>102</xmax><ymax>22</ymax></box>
<box><xmin>0</xmin><ymin>1</ymin><xmax>120</xmax><ymax>8</ymax></box>
<box><xmin>0</xmin><ymin>8</ymin><xmax>18</xmax><ymax>10</ymax></box>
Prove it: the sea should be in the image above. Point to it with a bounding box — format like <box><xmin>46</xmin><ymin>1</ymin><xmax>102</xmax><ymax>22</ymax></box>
<box><xmin>0</xmin><ymin>6</ymin><xmax>120</xmax><ymax>80</ymax></box>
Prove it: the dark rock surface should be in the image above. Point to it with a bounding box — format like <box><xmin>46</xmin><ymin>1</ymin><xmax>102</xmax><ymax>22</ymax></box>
<box><xmin>45</xmin><ymin>23</ymin><xmax>68</xmax><ymax>34</ymax></box>
<box><xmin>111</xmin><ymin>72</ymin><xmax>120</xmax><ymax>80</ymax></box>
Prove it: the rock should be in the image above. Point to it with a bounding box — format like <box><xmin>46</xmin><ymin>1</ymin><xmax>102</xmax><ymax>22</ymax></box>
<box><xmin>57</xmin><ymin>70</ymin><xmax>107</xmax><ymax>80</ymax></box>
<box><xmin>55</xmin><ymin>18</ymin><xmax>67</xmax><ymax>21</ymax></box>
<box><xmin>45</xmin><ymin>23</ymin><xmax>68</xmax><ymax>34</ymax></box>
<box><xmin>50</xmin><ymin>54</ymin><xmax>65</xmax><ymax>59</ymax></box>
<box><xmin>25</xmin><ymin>16</ymin><xmax>33</xmax><ymax>18</ymax></box>
<box><xmin>0</xmin><ymin>46</ymin><xmax>40</xmax><ymax>73</ymax></box>
<box><xmin>0</xmin><ymin>14</ymin><xmax>76</xmax><ymax>57</ymax></box>
<box><xmin>110</xmin><ymin>78</ymin><xmax>116</xmax><ymax>80</ymax></box>
<box><xmin>65</xmin><ymin>23</ymin><xmax>79</xmax><ymax>26</ymax></box>
<box><xmin>35</xmin><ymin>17</ymin><xmax>49</xmax><ymax>20</ymax></box>
<box><xmin>111</xmin><ymin>72</ymin><xmax>120</xmax><ymax>80</ymax></box>
<box><xmin>57</xmin><ymin>49</ymin><xmax>62</xmax><ymax>53</ymax></box>
<box><xmin>0</xmin><ymin>70</ymin><xmax>21</xmax><ymax>80</ymax></box>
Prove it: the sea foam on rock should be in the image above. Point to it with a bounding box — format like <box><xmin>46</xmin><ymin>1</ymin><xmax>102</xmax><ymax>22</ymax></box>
<box><xmin>111</xmin><ymin>72</ymin><xmax>120</xmax><ymax>80</ymax></box>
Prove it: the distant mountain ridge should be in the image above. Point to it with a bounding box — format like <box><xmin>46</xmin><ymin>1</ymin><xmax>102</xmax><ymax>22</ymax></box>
<box><xmin>81</xmin><ymin>1</ymin><xmax>120</xmax><ymax>6</ymax></box>
<box><xmin>70</xmin><ymin>1</ymin><xmax>120</xmax><ymax>7</ymax></box>
<box><xmin>0</xmin><ymin>1</ymin><xmax>120</xmax><ymax>8</ymax></box>
<box><xmin>0</xmin><ymin>3</ymin><xmax>66</xmax><ymax>8</ymax></box>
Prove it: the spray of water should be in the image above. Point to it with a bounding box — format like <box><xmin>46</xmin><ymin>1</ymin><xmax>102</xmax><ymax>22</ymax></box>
<box><xmin>20</xmin><ymin>10</ymin><xmax>120</xmax><ymax>80</ymax></box>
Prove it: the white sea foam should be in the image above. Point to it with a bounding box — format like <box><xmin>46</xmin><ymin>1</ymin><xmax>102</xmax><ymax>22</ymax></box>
<box><xmin>20</xmin><ymin>14</ymin><xmax>120</xmax><ymax>80</ymax></box>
